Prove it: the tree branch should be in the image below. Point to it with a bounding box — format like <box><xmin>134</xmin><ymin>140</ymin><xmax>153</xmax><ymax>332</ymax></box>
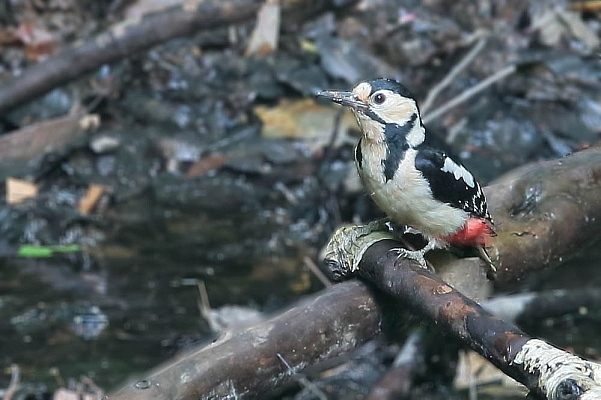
<box><xmin>109</xmin><ymin>281</ymin><xmax>381</xmax><ymax>400</ymax></box>
<box><xmin>486</xmin><ymin>146</ymin><xmax>601</xmax><ymax>283</ymax></box>
<box><xmin>420</xmin><ymin>36</ymin><xmax>487</xmax><ymax>115</ymax></box>
<box><xmin>422</xmin><ymin>64</ymin><xmax>517</xmax><ymax>125</ymax></box>
<box><xmin>324</xmin><ymin>230</ymin><xmax>601</xmax><ymax>399</ymax></box>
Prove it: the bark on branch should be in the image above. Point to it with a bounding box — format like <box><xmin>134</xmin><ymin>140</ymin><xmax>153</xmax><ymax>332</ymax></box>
<box><xmin>325</xmin><ymin>236</ymin><xmax>601</xmax><ymax>399</ymax></box>
<box><xmin>486</xmin><ymin>146</ymin><xmax>601</xmax><ymax>282</ymax></box>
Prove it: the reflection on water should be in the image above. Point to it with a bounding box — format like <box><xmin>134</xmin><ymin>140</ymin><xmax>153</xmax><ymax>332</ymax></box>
<box><xmin>0</xmin><ymin>207</ymin><xmax>321</xmax><ymax>390</ymax></box>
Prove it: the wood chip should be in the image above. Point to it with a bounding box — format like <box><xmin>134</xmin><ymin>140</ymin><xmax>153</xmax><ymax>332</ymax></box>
<box><xmin>53</xmin><ymin>388</ymin><xmax>81</xmax><ymax>400</ymax></box>
<box><xmin>6</xmin><ymin>177</ymin><xmax>38</xmax><ymax>204</ymax></box>
<box><xmin>245</xmin><ymin>0</ymin><xmax>280</xmax><ymax>56</ymax></box>
<box><xmin>78</xmin><ymin>185</ymin><xmax>106</xmax><ymax>215</ymax></box>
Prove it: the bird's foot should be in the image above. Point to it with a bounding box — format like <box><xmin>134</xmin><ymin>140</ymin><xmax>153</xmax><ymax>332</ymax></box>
<box><xmin>392</xmin><ymin>237</ymin><xmax>440</xmax><ymax>270</ymax></box>
<box><xmin>323</xmin><ymin>220</ymin><xmax>397</xmax><ymax>279</ymax></box>
<box><xmin>392</xmin><ymin>247</ymin><xmax>428</xmax><ymax>268</ymax></box>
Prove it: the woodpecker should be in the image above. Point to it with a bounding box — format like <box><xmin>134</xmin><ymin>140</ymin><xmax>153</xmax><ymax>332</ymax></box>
<box><xmin>317</xmin><ymin>78</ymin><xmax>496</xmax><ymax>276</ymax></box>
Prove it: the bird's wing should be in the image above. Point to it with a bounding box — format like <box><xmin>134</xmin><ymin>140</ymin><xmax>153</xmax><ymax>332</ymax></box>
<box><xmin>414</xmin><ymin>147</ymin><xmax>491</xmax><ymax>222</ymax></box>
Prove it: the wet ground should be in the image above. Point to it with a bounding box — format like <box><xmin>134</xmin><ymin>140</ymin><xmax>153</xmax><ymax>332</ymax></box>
<box><xmin>0</xmin><ymin>0</ymin><xmax>600</xmax><ymax>398</ymax></box>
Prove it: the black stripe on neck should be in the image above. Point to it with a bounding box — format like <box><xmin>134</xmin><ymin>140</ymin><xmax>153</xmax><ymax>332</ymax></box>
<box><xmin>382</xmin><ymin>113</ymin><xmax>417</xmax><ymax>181</ymax></box>
<box><xmin>363</xmin><ymin>109</ymin><xmax>386</xmax><ymax>125</ymax></box>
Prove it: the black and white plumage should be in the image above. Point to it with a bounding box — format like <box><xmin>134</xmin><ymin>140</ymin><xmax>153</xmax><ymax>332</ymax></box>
<box><xmin>317</xmin><ymin>78</ymin><xmax>495</xmax><ymax>273</ymax></box>
<box><xmin>414</xmin><ymin>148</ymin><xmax>490</xmax><ymax>223</ymax></box>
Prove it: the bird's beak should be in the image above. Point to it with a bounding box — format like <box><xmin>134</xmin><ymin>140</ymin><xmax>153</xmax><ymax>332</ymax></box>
<box><xmin>315</xmin><ymin>89</ymin><xmax>368</xmax><ymax>112</ymax></box>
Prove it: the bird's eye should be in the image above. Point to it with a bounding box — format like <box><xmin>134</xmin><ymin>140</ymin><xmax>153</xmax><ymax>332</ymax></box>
<box><xmin>373</xmin><ymin>93</ymin><xmax>386</xmax><ymax>105</ymax></box>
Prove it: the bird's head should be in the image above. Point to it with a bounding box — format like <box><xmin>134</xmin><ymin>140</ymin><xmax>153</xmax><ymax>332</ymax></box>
<box><xmin>317</xmin><ymin>78</ymin><xmax>422</xmax><ymax>145</ymax></box>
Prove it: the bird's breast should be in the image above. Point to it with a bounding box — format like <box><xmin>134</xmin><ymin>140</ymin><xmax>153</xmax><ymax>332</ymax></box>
<box><xmin>356</xmin><ymin>145</ymin><xmax>467</xmax><ymax>238</ymax></box>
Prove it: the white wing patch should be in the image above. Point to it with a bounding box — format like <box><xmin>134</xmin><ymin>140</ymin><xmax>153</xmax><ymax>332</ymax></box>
<box><xmin>441</xmin><ymin>157</ymin><xmax>475</xmax><ymax>188</ymax></box>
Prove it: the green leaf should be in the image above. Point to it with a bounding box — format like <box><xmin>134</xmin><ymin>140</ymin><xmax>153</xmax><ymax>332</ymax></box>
<box><xmin>17</xmin><ymin>244</ymin><xmax>81</xmax><ymax>258</ymax></box>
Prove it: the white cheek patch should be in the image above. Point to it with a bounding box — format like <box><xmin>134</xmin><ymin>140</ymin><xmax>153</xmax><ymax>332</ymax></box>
<box><xmin>375</xmin><ymin>93</ymin><xmax>416</xmax><ymax>124</ymax></box>
<box><xmin>442</xmin><ymin>158</ymin><xmax>475</xmax><ymax>188</ymax></box>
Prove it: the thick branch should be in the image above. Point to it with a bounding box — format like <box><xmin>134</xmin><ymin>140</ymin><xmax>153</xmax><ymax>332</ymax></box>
<box><xmin>325</xmin><ymin>232</ymin><xmax>601</xmax><ymax>399</ymax></box>
<box><xmin>109</xmin><ymin>281</ymin><xmax>381</xmax><ymax>400</ymax></box>
<box><xmin>354</xmin><ymin>240</ymin><xmax>534</xmax><ymax>386</ymax></box>
<box><xmin>486</xmin><ymin>146</ymin><xmax>601</xmax><ymax>282</ymax></box>
<box><xmin>484</xmin><ymin>287</ymin><xmax>601</xmax><ymax>325</ymax></box>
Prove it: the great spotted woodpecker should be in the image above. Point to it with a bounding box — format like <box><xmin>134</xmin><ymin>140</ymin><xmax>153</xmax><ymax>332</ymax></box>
<box><xmin>317</xmin><ymin>78</ymin><xmax>496</xmax><ymax>277</ymax></box>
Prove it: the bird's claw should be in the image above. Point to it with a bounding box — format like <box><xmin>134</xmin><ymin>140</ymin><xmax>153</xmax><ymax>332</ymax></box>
<box><xmin>477</xmin><ymin>246</ymin><xmax>498</xmax><ymax>280</ymax></box>
<box><xmin>392</xmin><ymin>247</ymin><xmax>428</xmax><ymax>268</ymax></box>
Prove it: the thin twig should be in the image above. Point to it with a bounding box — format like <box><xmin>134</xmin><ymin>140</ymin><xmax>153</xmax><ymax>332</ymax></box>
<box><xmin>304</xmin><ymin>256</ymin><xmax>332</xmax><ymax>287</ymax></box>
<box><xmin>420</xmin><ymin>37</ymin><xmax>487</xmax><ymax>114</ymax></box>
<box><xmin>197</xmin><ymin>280</ymin><xmax>219</xmax><ymax>333</ymax></box>
<box><xmin>276</xmin><ymin>353</ymin><xmax>328</xmax><ymax>400</ymax></box>
<box><xmin>3</xmin><ymin>364</ymin><xmax>20</xmax><ymax>400</ymax></box>
<box><xmin>422</xmin><ymin>64</ymin><xmax>517</xmax><ymax>124</ymax></box>
<box><xmin>324</xmin><ymin>108</ymin><xmax>344</xmax><ymax>157</ymax></box>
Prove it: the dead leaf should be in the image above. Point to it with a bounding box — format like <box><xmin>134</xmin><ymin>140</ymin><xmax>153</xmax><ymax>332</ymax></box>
<box><xmin>0</xmin><ymin>28</ymin><xmax>18</xmax><ymax>45</ymax></box>
<box><xmin>185</xmin><ymin>153</ymin><xmax>227</xmax><ymax>178</ymax></box>
<box><xmin>14</xmin><ymin>22</ymin><xmax>58</xmax><ymax>61</ymax></box>
<box><xmin>569</xmin><ymin>1</ymin><xmax>601</xmax><ymax>15</ymax></box>
<box><xmin>255</xmin><ymin>98</ymin><xmax>358</xmax><ymax>152</ymax></box>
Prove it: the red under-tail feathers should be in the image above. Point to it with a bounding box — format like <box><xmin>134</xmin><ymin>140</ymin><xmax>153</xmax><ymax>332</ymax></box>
<box><xmin>442</xmin><ymin>217</ymin><xmax>495</xmax><ymax>248</ymax></box>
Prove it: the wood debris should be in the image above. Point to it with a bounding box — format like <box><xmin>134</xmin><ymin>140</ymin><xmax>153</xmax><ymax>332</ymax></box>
<box><xmin>6</xmin><ymin>178</ymin><xmax>38</xmax><ymax>205</ymax></box>
<box><xmin>78</xmin><ymin>185</ymin><xmax>106</xmax><ymax>215</ymax></box>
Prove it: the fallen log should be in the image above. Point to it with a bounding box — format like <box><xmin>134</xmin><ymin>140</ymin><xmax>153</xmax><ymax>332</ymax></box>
<box><xmin>109</xmin><ymin>281</ymin><xmax>381</xmax><ymax>400</ymax></box>
<box><xmin>0</xmin><ymin>0</ymin><xmax>259</xmax><ymax>114</ymax></box>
